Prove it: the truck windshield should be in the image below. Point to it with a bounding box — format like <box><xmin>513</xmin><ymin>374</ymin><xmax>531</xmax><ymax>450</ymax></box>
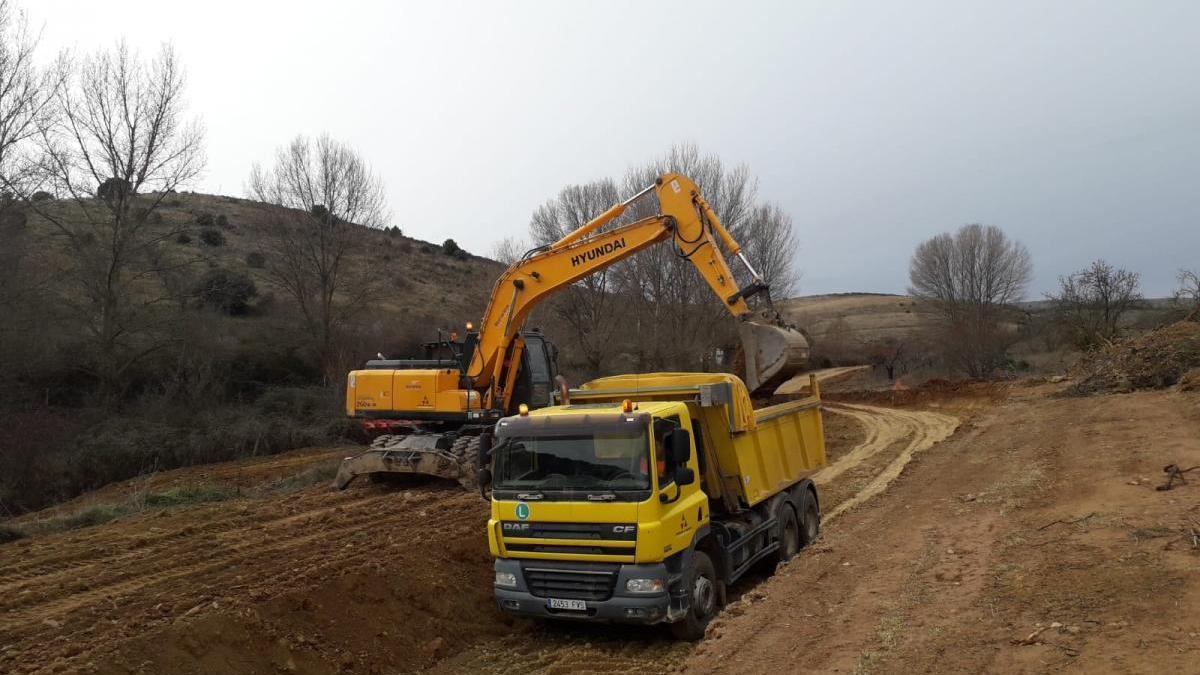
<box><xmin>492</xmin><ymin>431</ymin><xmax>651</xmax><ymax>492</ymax></box>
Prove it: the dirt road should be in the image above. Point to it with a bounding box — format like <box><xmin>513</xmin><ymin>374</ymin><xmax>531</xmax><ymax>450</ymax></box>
<box><xmin>685</xmin><ymin>385</ymin><xmax>1200</xmax><ymax>674</ymax></box>
<box><xmin>3</xmin><ymin>384</ymin><xmax>1196</xmax><ymax>674</ymax></box>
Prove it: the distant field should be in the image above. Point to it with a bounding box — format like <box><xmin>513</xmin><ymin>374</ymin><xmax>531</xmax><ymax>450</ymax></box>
<box><xmin>779</xmin><ymin>293</ymin><xmax>935</xmax><ymax>344</ymax></box>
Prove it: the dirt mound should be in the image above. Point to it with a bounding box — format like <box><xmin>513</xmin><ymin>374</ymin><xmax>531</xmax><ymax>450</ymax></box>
<box><xmin>1067</xmin><ymin>321</ymin><xmax>1200</xmax><ymax>396</ymax></box>
<box><xmin>822</xmin><ymin>377</ymin><xmax>1009</xmax><ymax>409</ymax></box>
<box><xmin>1178</xmin><ymin>368</ymin><xmax>1200</xmax><ymax>393</ymax></box>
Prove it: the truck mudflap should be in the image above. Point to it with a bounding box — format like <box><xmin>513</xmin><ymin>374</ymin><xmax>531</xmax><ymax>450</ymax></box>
<box><xmin>492</xmin><ymin>559</ymin><xmax>686</xmax><ymax>624</ymax></box>
<box><xmin>332</xmin><ymin>434</ymin><xmax>478</xmax><ymax>489</ymax></box>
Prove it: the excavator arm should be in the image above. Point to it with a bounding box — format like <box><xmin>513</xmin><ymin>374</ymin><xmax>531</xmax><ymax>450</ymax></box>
<box><xmin>470</xmin><ymin>172</ymin><xmax>806</xmax><ymax>407</ymax></box>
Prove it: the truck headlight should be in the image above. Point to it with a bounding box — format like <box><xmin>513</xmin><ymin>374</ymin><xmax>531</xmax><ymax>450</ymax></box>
<box><xmin>625</xmin><ymin>578</ymin><xmax>664</xmax><ymax>594</ymax></box>
<box><xmin>494</xmin><ymin>571</ymin><xmax>518</xmax><ymax>588</ymax></box>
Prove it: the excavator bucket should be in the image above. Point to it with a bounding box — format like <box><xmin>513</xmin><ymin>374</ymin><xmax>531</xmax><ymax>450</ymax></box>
<box><xmin>332</xmin><ymin>433</ymin><xmax>480</xmax><ymax>490</ymax></box>
<box><xmin>739</xmin><ymin>319</ymin><xmax>810</xmax><ymax>395</ymax></box>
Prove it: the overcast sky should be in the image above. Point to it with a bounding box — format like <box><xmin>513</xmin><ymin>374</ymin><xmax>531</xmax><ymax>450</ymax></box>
<box><xmin>29</xmin><ymin>1</ymin><xmax>1200</xmax><ymax>297</ymax></box>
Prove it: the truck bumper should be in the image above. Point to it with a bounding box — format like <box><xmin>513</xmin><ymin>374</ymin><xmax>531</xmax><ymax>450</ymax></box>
<box><xmin>493</xmin><ymin>558</ymin><xmax>681</xmax><ymax>625</ymax></box>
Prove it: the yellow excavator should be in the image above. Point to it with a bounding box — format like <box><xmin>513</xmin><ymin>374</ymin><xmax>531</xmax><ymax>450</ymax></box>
<box><xmin>334</xmin><ymin>172</ymin><xmax>808</xmax><ymax>489</ymax></box>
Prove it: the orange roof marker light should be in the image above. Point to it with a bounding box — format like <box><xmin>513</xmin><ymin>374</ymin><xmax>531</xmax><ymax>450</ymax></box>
<box><xmin>622</xmin><ymin>399</ymin><xmax>634</xmax><ymax>413</ymax></box>
<box><xmin>518</xmin><ymin>403</ymin><xmax>529</xmax><ymax>416</ymax></box>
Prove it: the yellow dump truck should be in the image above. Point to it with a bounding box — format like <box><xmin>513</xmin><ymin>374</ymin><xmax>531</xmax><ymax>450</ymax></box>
<box><xmin>477</xmin><ymin>372</ymin><xmax>827</xmax><ymax>639</ymax></box>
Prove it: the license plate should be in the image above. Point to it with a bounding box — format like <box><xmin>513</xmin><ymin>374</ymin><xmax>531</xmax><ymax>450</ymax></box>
<box><xmin>547</xmin><ymin>598</ymin><xmax>587</xmax><ymax>611</ymax></box>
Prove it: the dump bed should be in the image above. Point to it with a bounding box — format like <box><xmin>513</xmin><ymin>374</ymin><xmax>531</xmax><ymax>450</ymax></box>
<box><xmin>571</xmin><ymin>372</ymin><xmax>826</xmax><ymax>511</ymax></box>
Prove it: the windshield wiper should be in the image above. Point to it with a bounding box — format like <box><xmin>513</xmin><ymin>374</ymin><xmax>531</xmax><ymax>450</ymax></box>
<box><xmin>516</xmin><ymin>492</ymin><xmax>545</xmax><ymax>500</ymax></box>
<box><xmin>587</xmin><ymin>492</ymin><xmax>617</xmax><ymax>501</ymax></box>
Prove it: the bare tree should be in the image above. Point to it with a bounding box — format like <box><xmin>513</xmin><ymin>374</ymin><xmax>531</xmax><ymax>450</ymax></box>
<box><xmin>864</xmin><ymin>336</ymin><xmax>906</xmax><ymax>380</ymax></box>
<box><xmin>1047</xmin><ymin>260</ymin><xmax>1142</xmax><ymax>348</ymax></box>
<box><xmin>617</xmin><ymin>144</ymin><xmax>764</xmax><ymax>371</ymax></box>
<box><xmin>490</xmin><ymin>235</ymin><xmax>527</xmax><ymax>265</ymax></box>
<box><xmin>909</xmin><ymin>223</ymin><xmax>1032</xmax><ymax>377</ymax></box>
<box><xmin>1176</xmin><ymin>269</ymin><xmax>1200</xmax><ymax>320</ymax></box>
<box><xmin>522</xmin><ymin>143</ymin><xmax>802</xmax><ymax>375</ymax></box>
<box><xmin>528</xmin><ymin>179</ymin><xmax>623</xmax><ymax>376</ymax></box>
<box><xmin>248</xmin><ymin>133</ymin><xmax>387</xmax><ymax>382</ymax></box>
<box><xmin>740</xmin><ymin>202</ymin><xmax>800</xmax><ymax>297</ymax></box>
<box><xmin>29</xmin><ymin>42</ymin><xmax>204</xmax><ymax>403</ymax></box>
<box><xmin>0</xmin><ymin>0</ymin><xmax>64</xmax><ymax>191</ymax></box>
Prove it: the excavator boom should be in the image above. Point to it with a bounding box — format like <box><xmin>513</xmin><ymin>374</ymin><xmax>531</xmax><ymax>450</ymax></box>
<box><xmin>469</xmin><ymin>172</ymin><xmax>806</xmax><ymax>409</ymax></box>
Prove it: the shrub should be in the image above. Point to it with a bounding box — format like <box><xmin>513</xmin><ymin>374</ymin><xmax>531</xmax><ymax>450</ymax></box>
<box><xmin>193</xmin><ymin>269</ymin><xmax>257</xmax><ymax>315</ymax></box>
<box><xmin>135</xmin><ymin>207</ymin><xmax>164</xmax><ymax>225</ymax></box>
<box><xmin>195</xmin><ymin>212</ymin><xmax>215</xmax><ymax>227</ymax></box>
<box><xmin>245</xmin><ymin>251</ymin><xmax>266</xmax><ymax>268</ymax></box>
<box><xmin>0</xmin><ymin>207</ymin><xmax>27</xmax><ymax>232</ymax></box>
<box><xmin>96</xmin><ymin>177</ymin><xmax>131</xmax><ymax>202</ymax></box>
<box><xmin>442</xmin><ymin>238</ymin><xmax>463</xmax><ymax>257</ymax></box>
<box><xmin>176</xmin><ymin>232</ymin><xmax>192</xmax><ymax>244</ymax></box>
<box><xmin>0</xmin><ymin>523</ymin><xmax>25</xmax><ymax>543</ymax></box>
<box><xmin>216</xmin><ymin>214</ymin><xmax>229</xmax><ymax>229</ymax></box>
<box><xmin>255</xmin><ymin>386</ymin><xmax>335</xmax><ymax>418</ymax></box>
<box><xmin>199</xmin><ymin>227</ymin><xmax>225</xmax><ymax>246</ymax></box>
<box><xmin>30</xmin><ymin>191</ymin><xmax>53</xmax><ymax>202</ymax></box>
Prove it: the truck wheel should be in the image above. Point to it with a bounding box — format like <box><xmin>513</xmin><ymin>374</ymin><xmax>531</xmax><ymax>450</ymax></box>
<box><xmin>670</xmin><ymin>551</ymin><xmax>720</xmax><ymax>641</ymax></box>
<box><xmin>776</xmin><ymin>505</ymin><xmax>801</xmax><ymax>563</ymax></box>
<box><xmin>798</xmin><ymin>489</ymin><xmax>820</xmax><ymax>547</ymax></box>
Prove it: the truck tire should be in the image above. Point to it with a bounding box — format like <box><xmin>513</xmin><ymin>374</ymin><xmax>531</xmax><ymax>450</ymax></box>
<box><xmin>774</xmin><ymin>504</ymin><xmax>801</xmax><ymax>564</ymax></box>
<box><xmin>798</xmin><ymin>488</ymin><xmax>820</xmax><ymax>547</ymax></box>
<box><xmin>670</xmin><ymin>551</ymin><xmax>720</xmax><ymax>641</ymax></box>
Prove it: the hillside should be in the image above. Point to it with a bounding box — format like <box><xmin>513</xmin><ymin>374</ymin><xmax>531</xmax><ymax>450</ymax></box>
<box><xmin>779</xmin><ymin>293</ymin><xmax>935</xmax><ymax>345</ymax></box>
<box><xmin>0</xmin><ymin>192</ymin><xmax>506</xmax><ymax>515</ymax></box>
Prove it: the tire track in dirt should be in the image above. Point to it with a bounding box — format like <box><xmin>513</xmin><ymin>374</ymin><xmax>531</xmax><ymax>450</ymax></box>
<box><xmin>818</xmin><ymin>403</ymin><xmax>959</xmax><ymax>522</ymax></box>
<box><xmin>0</xmin><ymin>485</ymin><xmax>485</xmax><ymax>674</ymax></box>
<box><xmin>0</xmin><ymin>492</ymin><xmax>394</xmax><ymax>601</ymax></box>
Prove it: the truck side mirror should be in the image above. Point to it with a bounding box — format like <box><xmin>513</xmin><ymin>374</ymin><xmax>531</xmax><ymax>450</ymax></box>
<box><xmin>668</xmin><ymin>428</ymin><xmax>691</xmax><ymax>464</ymax></box>
<box><xmin>477</xmin><ymin>432</ymin><xmax>494</xmax><ymax>500</ymax></box>
<box><xmin>477</xmin><ymin>432</ymin><xmax>492</xmax><ymax>467</ymax></box>
<box><xmin>477</xmin><ymin>468</ymin><xmax>493</xmax><ymax>499</ymax></box>
<box><xmin>675</xmin><ymin>466</ymin><xmax>696</xmax><ymax>486</ymax></box>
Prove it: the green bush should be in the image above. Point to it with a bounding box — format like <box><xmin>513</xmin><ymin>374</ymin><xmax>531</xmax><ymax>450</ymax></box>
<box><xmin>245</xmin><ymin>251</ymin><xmax>266</xmax><ymax>268</ymax></box>
<box><xmin>442</xmin><ymin>238</ymin><xmax>463</xmax><ymax>257</ymax></box>
<box><xmin>216</xmin><ymin>214</ymin><xmax>230</xmax><ymax>228</ymax></box>
<box><xmin>195</xmin><ymin>212</ymin><xmax>215</xmax><ymax>227</ymax></box>
<box><xmin>30</xmin><ymin>191</ymin><xmax>53</xmax><ymax>202</ymax></box>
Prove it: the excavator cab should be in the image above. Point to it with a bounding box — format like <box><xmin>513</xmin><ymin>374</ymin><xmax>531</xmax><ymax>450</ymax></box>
<box><xmin>505</xmin><ymin>331</ymin><xmax>557</xmax><ymax>413</ymax></box>
<box><xmin>335</xmin><ymin>330</ymin><xmax>558</xmax><ymax>489</ymax></box>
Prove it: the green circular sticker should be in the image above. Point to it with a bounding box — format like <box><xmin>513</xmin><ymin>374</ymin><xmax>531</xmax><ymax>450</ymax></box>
<box><xmin>515</xmin><ymin>502</ymin><xmax>530</xmax><ymax>521</ymax></box>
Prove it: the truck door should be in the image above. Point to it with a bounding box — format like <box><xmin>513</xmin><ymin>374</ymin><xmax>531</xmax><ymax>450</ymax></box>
<box><xmin>649</xmin><ymin>413</ymin><xmax>709</xmax><ymax>558</ymax></box>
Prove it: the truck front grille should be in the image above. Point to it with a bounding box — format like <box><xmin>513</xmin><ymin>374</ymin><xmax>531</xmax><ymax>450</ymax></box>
<box><xmin>522</xmin><ymin>565</ymin><xmax>619</xmax><ymax>601</ymax></box>
<box><xmin>501</xmin><ymin>521</ymin><xmax>636</xmax><ymax>541</ymax></box>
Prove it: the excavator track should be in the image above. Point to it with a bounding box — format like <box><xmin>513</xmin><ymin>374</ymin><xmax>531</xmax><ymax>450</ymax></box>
<box><xmin>333</xmin><ymin>433</ymin><xmax>481</xmax><ymax>489</ymax></box>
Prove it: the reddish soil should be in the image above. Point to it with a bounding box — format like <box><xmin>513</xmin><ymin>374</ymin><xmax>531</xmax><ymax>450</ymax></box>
<box><xmin>684</xmin><ymin>385</ymin><xmax>1200</xmax><ymax>674</ymax></box>
<box><xmin>4</xmin><ymin>383</ymin><xmax>1197</xmax><ymax>674</ymax></box>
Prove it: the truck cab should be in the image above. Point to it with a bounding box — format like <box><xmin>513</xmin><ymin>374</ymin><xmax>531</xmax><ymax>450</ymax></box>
<box><xmin>482</xmin><ymin>373</ymin><xmax>826</xmax><ymax>639</ymax></box>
